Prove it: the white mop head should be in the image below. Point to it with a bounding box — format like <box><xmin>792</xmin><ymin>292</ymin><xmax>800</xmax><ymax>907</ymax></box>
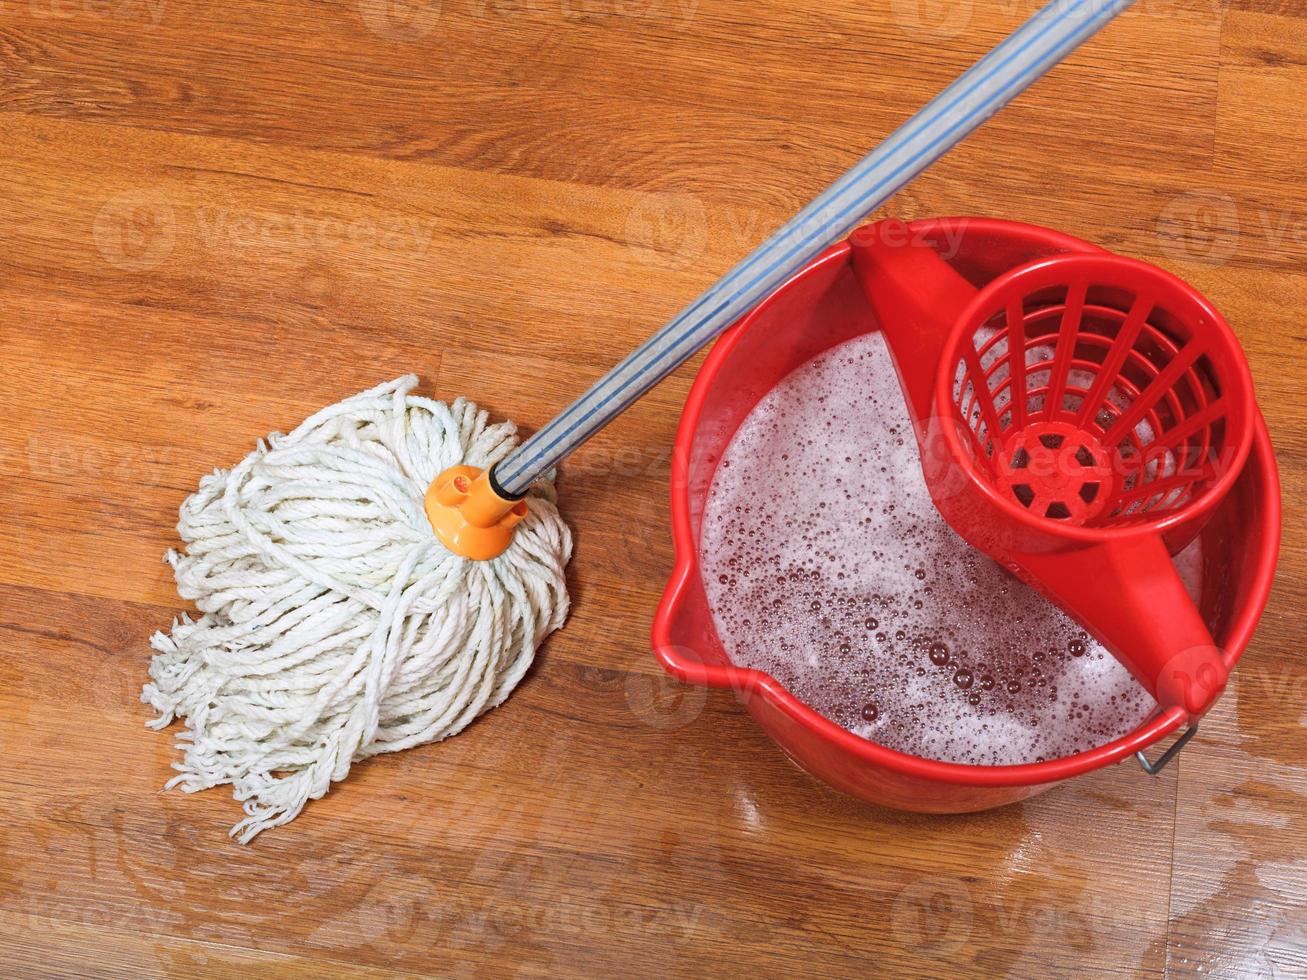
<box><xmin>143</xmin><ymin>376</ymin><xmax>572</xmax><ymax>842</ymax></box>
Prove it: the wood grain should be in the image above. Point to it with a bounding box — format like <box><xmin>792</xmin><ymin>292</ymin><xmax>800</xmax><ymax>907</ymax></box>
<box><xmin>1</xmin><ymin>0</ymin><xmax>1303</xmax><ymax>976</ymax></box>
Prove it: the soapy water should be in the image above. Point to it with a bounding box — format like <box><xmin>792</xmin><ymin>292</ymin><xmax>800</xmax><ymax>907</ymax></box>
<box><xmin>701</xmin><ymin>331</ymin><xmax>1202</xmax><ymax>766</ymax></box>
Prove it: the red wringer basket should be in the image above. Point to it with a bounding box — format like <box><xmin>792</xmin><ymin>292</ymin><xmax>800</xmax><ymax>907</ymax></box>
<box><xmin>856</xmin><ymin>240</ymin><xmax>1257</xmax><ymax>719</ymax></box>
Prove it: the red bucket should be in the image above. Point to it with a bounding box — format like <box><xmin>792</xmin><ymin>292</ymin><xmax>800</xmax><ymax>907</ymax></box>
<box><xmin>652</xmin><ymin>217</ymin><xmax>1281</xmax><ymax>812</ymax></box>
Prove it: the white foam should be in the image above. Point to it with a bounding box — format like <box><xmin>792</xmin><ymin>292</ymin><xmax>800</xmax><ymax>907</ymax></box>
<box><xmin>700</xmin><ymin>331</ymin><xmax>1181</xmax><ymax>766</ymax></box>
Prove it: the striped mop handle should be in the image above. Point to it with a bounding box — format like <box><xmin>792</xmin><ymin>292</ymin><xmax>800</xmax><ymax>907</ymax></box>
<box><xmin>492</xmin><ymin>0</ymin><xmax>1135</xmax><ymax>497</ymax></box>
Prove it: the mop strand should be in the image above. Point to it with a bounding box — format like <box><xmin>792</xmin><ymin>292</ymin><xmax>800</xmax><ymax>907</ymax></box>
<box><xmin>143</xmin><ymin>376</ymin><xmax>572</xmax><ymax>842</ymax></box>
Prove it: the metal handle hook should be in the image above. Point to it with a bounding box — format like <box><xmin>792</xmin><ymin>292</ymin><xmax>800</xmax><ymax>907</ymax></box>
<box><xmin>1135</xmin><ymin>723</ymin><xmax>1199</xmax><ymax>775</ymax></box>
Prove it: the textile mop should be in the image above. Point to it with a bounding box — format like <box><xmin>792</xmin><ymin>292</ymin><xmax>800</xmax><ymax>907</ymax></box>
<box><xmin>145</xmin><ymin>0</ymin><xmax>1137</xmax><ymax>841</ymax></box>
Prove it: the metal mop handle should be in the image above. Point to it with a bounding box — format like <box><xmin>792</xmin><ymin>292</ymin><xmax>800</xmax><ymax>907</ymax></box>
<box><xmin>492</xmin><ymin>0</ymin><xmax>1135</xmax><ymax>497</ymax></box>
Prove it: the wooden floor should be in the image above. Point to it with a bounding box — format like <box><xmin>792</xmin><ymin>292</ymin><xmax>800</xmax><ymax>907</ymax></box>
<box><xmin>2</xmin><ymin>0</ymin><xmax>1305</xmax><ymax>976</ymax></box>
